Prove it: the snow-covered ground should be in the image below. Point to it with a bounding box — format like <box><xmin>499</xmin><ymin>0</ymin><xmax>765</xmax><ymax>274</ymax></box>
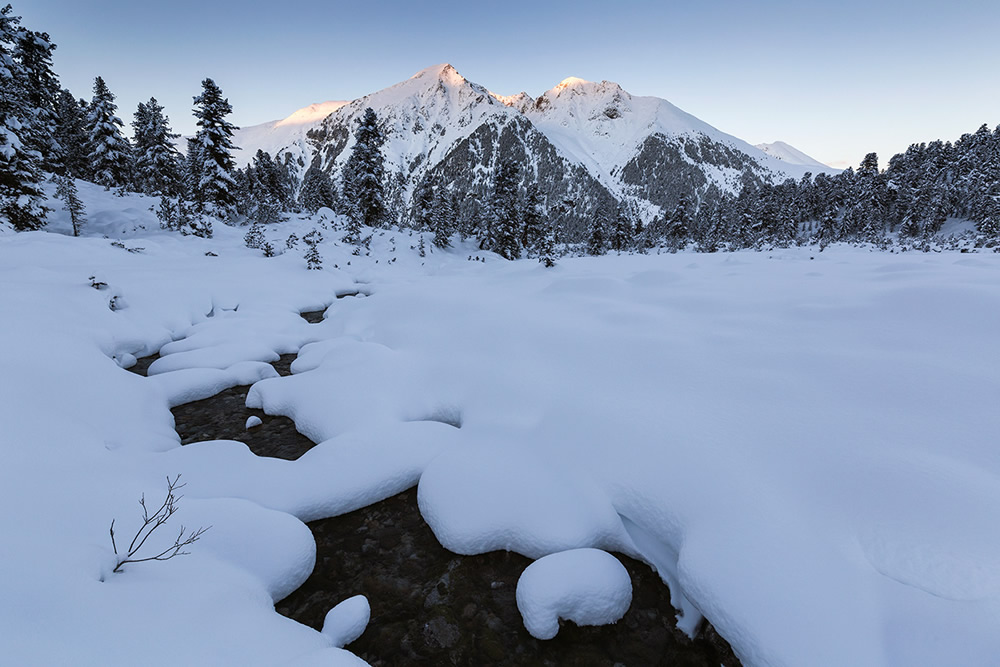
<box><xmin>2</xmin><ymin>184</ymin><xmax>999</xmax><ymax>666</ymax></box>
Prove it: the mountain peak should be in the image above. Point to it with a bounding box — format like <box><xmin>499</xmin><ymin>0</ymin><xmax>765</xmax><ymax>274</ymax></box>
<box><xmin>556</xmin><ymin>76</ymin><xmax>591</xmax><ymax>88</ymax></box>
<box><xmin>410</xmin><ymin>63</ymin><xmax>467</xmax><ymax>87</ymax></box>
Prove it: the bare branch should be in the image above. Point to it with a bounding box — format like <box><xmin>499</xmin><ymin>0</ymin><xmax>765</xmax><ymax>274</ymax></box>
<box><xmin>109</xmin><ymin>474</ymin><xmax>210</xmax><ymax>574</ymax></box>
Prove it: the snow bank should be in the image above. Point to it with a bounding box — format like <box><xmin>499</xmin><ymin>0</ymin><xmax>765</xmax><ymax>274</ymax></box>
<box><xmin>516</xmin><ymin>548</ymin><xmax>632</xmax><ymax>640</ymax></box>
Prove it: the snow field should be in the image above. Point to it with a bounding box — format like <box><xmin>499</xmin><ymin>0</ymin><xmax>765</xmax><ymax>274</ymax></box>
<box><xmin>2</xmin><ymin>185</ymin><xmax>1000</xmax><ymax>665</ymax></box>
<box><xmin>515</xmin><ymin>548</ymin><xmax>632</xmax><ymax>640</ymax></box>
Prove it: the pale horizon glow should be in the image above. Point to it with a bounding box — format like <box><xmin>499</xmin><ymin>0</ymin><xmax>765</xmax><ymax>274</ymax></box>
<box><xmin>17</xmin><ymin>0</ymin><xmax>1000</xmax><ymax>171</ymax></box>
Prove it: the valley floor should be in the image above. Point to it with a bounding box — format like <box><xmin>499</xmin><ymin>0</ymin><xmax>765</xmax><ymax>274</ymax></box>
<box><xmin>1</xmin><ymin>194</ymin><xmax>999</xmax><ymax>665</ymax></box>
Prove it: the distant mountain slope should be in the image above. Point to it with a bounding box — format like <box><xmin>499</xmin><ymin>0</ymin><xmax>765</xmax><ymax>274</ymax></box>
<box><xmin>755</xmin><ymin>141</ymin><xmax>835</xmax><ymax>172</ymax></box>
<box><xmin>231</xmin><ymin>100</ymin><xmax>347</xmax><ymax>171</ymax></box>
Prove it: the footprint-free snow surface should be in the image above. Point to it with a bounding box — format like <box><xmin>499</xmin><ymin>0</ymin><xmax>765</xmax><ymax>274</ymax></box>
<box><xmin>1</xmin><ymin>184</ymin><xmax>999</xmax><ymax>666</ymax></box>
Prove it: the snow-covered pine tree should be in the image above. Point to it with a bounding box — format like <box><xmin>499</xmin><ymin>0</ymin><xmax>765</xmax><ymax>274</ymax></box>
<box><xmin>537</xmin><ymin>213</ymin><xmax>558</xmax><ymax>267</ymax></box>
<box><xmin>54</xmin><ymin>89</ymin><xmax>89</xmax><ymax>178</ymax></box>
<box><xmin>0</xmin><ymin>5</ymin><xmax>48</xmax><ymax>230</ymax></box>
<box><xmin>131</xmin><ymin>97</ymin><xmax>182</xmax><ymax>196</ymax></box>
<box><xmin>430</xmin><ymin>185</ymin><xmax>455</xmax><ymax>249</ymax></box>
<box><xmin>245</xmin><ymin>149</ymin><xmax>287</xmax><ymax>224</ymax></box>
<box><xmin>343</xmin><ymin>107</ymin><xmax>386</xmax><ymax>230</ymax></box>
<box><xmin>489</xmin><ymin>161</ymin><xmax>522</xmax><ymax>260</ymax></box>
<box><xmin>53</xmin><ymin>173</ymin><xmax>85</xmax><ymax>236</ymax></box>
<box><xmin>86</xmin><ymin>76</ymin><xmax>132</xmax><ymax>189</ymax></box>
<box><xmin>668</xmin><ymin>193</ymin><xmax>691</xmax><ymax>244</ymax></box>
<box><xmin>303</xmin><ymin>228</ymin><xmax>323</xmax><ymax>269</ymax></box>
<box><xmin>976</xmin><ymin>198</ymin><xmax>1000</xmax><ymax>247</ymax></box>
<box><xmin>14</xmin><ymin>26</ymin><xmax>61</xmax><ymax>172</ymax></box>
<box><xmin>610</xmin><ymin>203</ymin><xmax>633</xmax><ymax>254</ymax></box>
<box><xmin>191</xmin><ymin>78</ymin><xmax>239</xmax><ymax>219</ymax></box>
<box><xmin>411</xmin><ymin>178</ymin><xmax>435</xmax><ymax>231</ymax></box>
<box><xmin>587</xmin><ymin>206</ymin><xmax>609</xmax><ymax>256</ymax></box>
<box><xmin>298</xmin><ymin>164</ymin><xmax>335</xmax><ymax>214</ymax></box>
<box><xmin>521</xmin><ymin>183</ymin><xmax>544</xmax><ymax>255</ymax></box>
<box><xmin>243</xmin><ymin>220</ymin><xmax>265</xmax><ymax>249</ymax></box>
<box><xmin>178</xmin><ymin>199</ymin><xmax>212</xmax><ymax>238</ymax></box>
<box><xmin>156</xmin><ymin>195</ymin><xmax>178</xmax><ymax>231</ymax></box>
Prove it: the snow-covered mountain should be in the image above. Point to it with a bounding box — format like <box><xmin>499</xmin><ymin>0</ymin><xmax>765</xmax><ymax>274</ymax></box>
<box><xmin>231</xmin><ymin>100</ymin><xmax>347</xmax><ymax>171</ymax></box>
<box><xmin>305</xmin><ymin>64</ymin><xmax>617</xmax><ymax>233</ymax></box>
<box><xmin>755</xmin><ymin>141</ymin><xmax>835</xmax><ymax>172</ymax></box>
<box><xmin>236</xmin><ymin>64</ymin><xmax>834</xmax><ymax>229</ymax></box>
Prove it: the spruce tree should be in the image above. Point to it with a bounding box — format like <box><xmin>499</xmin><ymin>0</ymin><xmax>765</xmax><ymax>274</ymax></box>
<box><xmin>343</xmin><ymin>107</ymin><xmax>386</xmax><ymax>230</ymax></box>
<box><xmin>131</xmin><ymin>97</ymin><xmax>181</xmax><ymax>195</ymax></box>
<box><xmin>521</xmin><ymin>183</ymin><xmax>544</xmax><ymax>254</ymax></box>
<box><xmin>191</xmin><ymin>78</ymin><xmax>239</xmax><ymax>218</ymax></box>
<box><xmin>587</xmin><ymin>207</ymin><xmax>609</xmax><ymax>256</ymax></box>
<box><xmin>14</xmin><ymin>26</ymin><xmax>61</xmax><ymax>172</ymax></box>
<box><xmin>411</xmin><ymin>178</ymin><xmax>435</xmax><ymax>231</ymax></box>
<box><xmin>668</xmin><ymin>193</ymin><xmax>691</xmax><ymax>243</ymax></box>
<box><xmin>0</xmin><ymin>5</ymin><xmax>48</xmax><ymax>230</ymax></box>
<box><xmin>537</xmin><ymin>214</ymin><xmax>558</xmax><ymax>267</ymax></box>
<box><xmin>430</xmin><ymin>185</ymin><xmax>455</xmax><ymax>249</ymax></box>
<box><xmin>610</xmin><ymin>204</ymin><xmax>633</xmax><ymax>254</ymax></box>
<box><xmin>489</xmin><ymin>162</ymin><xmax>522</xmax><ymax>259</ymax></box>
<box><xmin>54</xmin><ymin>89</ymin><xmax>88</xmax><ymax>178</ymax></box>
<box><xmin>244</xmin><ymin>220</ymin><xmax>265</xmax><ymax>249</ymax></box>
<box><xmin>303</xmin><ymin>229</ymin><xmax>323</xmax><ymax>269</ymax></box>
<box><xmin>54</xmin><ymin>173</ymin><xmax>85</xmax><ymax>236</ymax></box>
<box><xmin>86</xmin><ymin>76</ymin><xmax>132</xmax><ymax>189</ymax></box>
<box><xmin>299</xmin><ymin>164</ymin><xmax>335</xmax><ymax>213</ymax></box>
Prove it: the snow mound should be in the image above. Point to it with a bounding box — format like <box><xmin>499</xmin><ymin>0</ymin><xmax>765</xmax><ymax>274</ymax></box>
<box><xmin>321</xmin><ymin>595</ymin><xmax>371</xmax><ymax>648</ymax></box>
<box><xmin>516</xmin><ymin>548</ymin><xmax>632</xmax><ymax>640</ymax></box>
<box><xmin>417</xmin><ymin>441</ymin><xmax>631</xmax><ymax>559</ymax></box>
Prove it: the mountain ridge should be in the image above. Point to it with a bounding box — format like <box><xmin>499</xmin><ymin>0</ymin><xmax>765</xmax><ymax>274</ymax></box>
<box><xmin>232</xmin><ymin>64</ymin><xmax>837</xmax><ymax>228</ymax></box>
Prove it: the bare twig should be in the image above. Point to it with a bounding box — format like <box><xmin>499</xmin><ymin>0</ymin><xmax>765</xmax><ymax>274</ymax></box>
<box><xmin>109</xmin><ymin>475</ymin><xmax>211</xmax><ymax>574</ymax></box>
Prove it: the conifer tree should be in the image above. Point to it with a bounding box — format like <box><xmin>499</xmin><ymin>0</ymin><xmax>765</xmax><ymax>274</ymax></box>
<box><xmin>0</xmin><ymin>5</ymin><xmax>48</xmax><ymax>230</ymax></box>
<box><xmin>521</xmin><ymin>183</ymin><xmax>544</xmax><ymax>254</ymax></box>
<box><xmin>244</xmin><ymin>220</ymin><xmax>265</xmax><ymax>249</ymax></box>
<box><xmin>248</xmin><ymin>149</ymin><xmax>290</xmax><ymax>211</ymax></box>
<box><xmin>156</xmin><ymin>195</ymin><xmax>179</xmax><ymax>231</ymax></box>
<box><xmin>54</xmin><ymin>89</ymin><xmax>88</xmax><ymax>178</ymax></box>
<box><xmin>431</xmin><ymin>185</ymin><xmax>455</xmax><ymax>249</ymax></box>
<box><xmin>343</xmin><ymin>107</ymin><xmax>386</xmax><ymax>230</ymax></box>
<box><xmin>668</xmin><ymin>193</ymin><xmax>691</xmax><ymax>243</ymax></box>
<box><xmin>303</xmin><ymin>229</ymin><xmax>323</xmax><ymax>269</ymax></box>
<box><xmin>299</xmin><ymin>164</ymin><xmax>335</xmax><ymax>214</ymax></box>
<box><xmin>14</xmin><ymin>26</ymin><xmax>60</xmax><ymax>172</ymax></box>
<box><xmin>54</xmin><ymin>173</ymin><xmax>85</xmax><ymax>236</ymax></box>
<box><xmin>489</xmin><ymin>161</ymin><xmax>522</xmax><ymax>259</ymax></box>
<box><xmin>132</xmin><ymin>97</ymin><xmax>181</xmax><ymax>195</ymax></box>
<box><xmin>191</xmin><ymin>78</ymin><xmax>238</xmax><ymax>218</ymax></box>
<box><xmin>537</xmin><ymin>214</ymin><xmax>558</xmax><ymax>267</ymax></box>
<box><xmin>411</xmin><ymin>178</ymin><xmax>435</xmax><ymax>231</ymax></box>
<box><xmin>610</xmin><ymin>203</ymin><xmax>633</xmax><ymax>254</ymax></box>
<box><xmin>86</xmin><ymin>76</ymin><xmax>132</xmax><ymax>189</ymax></box>
<box><xmin>178</xmin><ymin>199</ymin><xmax>211</xmax><ymax>238</ymax></box>
<box><xmin>587</xmin><ymin>207</ymin><xmax>609</xmax><ymax>256</ymax></box>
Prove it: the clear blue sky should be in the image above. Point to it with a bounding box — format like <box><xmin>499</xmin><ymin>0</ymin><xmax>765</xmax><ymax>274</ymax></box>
<box><xmin>17</xmin><ymin>0</ymin><xmax>1000</xmax><ymax>170</ymax></box>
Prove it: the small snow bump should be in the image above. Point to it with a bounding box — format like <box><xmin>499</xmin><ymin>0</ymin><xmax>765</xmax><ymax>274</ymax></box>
<box><xmin>245</xmin><ymin>416</ymin><xmax>263</xmax><ymax>430</ymax></box>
